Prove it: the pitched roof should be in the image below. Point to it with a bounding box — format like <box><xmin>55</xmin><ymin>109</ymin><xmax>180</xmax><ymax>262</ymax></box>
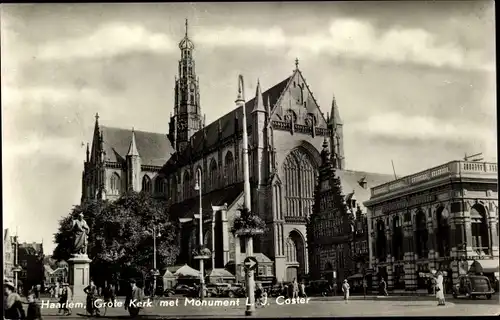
<box><xmin>100</xmin><ymin>126</ymin><xmax>174</xmax><ymax>167</ymax></box>
<box><xmin>166</xmin><ymin>76</ymin><xmax>291</xmax><ymax>166</ymax></box>
<box><xmin>174</xmin><ymin>264</ymin><xmax>200</xmax><ymax>277</ymax></box>
<box><xmin>207</xmin><ymin>268</ymin><xmax>235</xmax><ymax>278</ymax></box>
<box><xmin>170</xmin><ymin>182</ymin><xmax>244</xmax><ymax>220</ymax></box>
<box><xmin>337</xmin><ymin>170</ymin><xmax>394</xmax><ymax>212</ymax></box>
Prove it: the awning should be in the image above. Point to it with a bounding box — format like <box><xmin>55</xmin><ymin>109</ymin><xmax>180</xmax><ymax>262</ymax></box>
<box><xmin>347</xmin><ymin>273</ymin><xmax>364</xmax><ymax>280</ymax></box>
<box><xmin>469</xmin><ymin>259</ymin><xmax>499</xmax><ymax>274</ymax></box>
<box><xmin>174</xmin><ymin>264</ymin><xmax>201</xmax><ymax>278</ymax></box>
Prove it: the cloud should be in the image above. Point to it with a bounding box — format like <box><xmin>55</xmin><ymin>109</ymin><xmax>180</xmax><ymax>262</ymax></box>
<box><xmin>194</xmin><ymin>18</ymin><xmax>492</xmax><ymax>71</ymax></box>
<box><xmin>348</xmin><ymin>112</ymin><xmax>497</xmax><ymax>160</ymax></box>
<box><xmin>36</xmin><ymin>23</ymin><xmax>176</xmax><ymax>61</ymax></box>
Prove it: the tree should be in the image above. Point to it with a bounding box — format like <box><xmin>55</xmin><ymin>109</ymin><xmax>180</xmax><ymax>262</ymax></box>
<box><xmin>53</xmin><ymin>192</ymin><xmax>179</xmax><ymax>285</ymax></box>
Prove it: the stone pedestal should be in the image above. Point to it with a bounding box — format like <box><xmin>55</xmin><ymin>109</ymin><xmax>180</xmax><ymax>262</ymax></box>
<box><xmin>68</xmin><ymin>254</ymin><xmax>92</xmax><ymax>302</ymax></box>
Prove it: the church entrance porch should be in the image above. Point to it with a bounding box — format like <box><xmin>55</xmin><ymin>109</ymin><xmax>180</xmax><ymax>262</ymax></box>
<box><xmin>284</xmin><ymin>230</ymin><xmax>307</xmax><ymax>281</ymax></box>
<box><xmin>286</xmin><ymin>266</ymin><xmax>298</xmax><ymax>282</ymax></box>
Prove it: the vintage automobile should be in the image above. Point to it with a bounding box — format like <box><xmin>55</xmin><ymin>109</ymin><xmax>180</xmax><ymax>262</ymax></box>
<box><xmin>452</xmin><ymin>274</ymin><xmax>495</xmax><ymax>300</ymax></box>
<box><xmin>205</xmin><ymin>283</ymin><xmax>232</xmax><ymax>297</ymax></box>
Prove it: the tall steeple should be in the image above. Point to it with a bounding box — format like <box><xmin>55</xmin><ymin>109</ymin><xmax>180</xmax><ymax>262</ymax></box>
<box><xmin>328</xmin><ymin>94</ymin><xmax>345</xmax><ymax>170</ymax></box>
<box><xmin>126</xmin><ymin>128</ymin><xmax>141</xmax><ymax>191</ymax></box>
<box><xmin>168</xmin><ymin>19</ymin><xmax>203</xmax><ymax>152</ymax></box>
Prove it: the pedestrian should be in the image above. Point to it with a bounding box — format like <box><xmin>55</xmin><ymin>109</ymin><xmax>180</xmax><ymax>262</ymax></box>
<box><xmin>84</xmin><ymin>279</ymin><xmax>99</xmax><ymax>316</ymax></box>
<box><xmin>292</xmin><ymin>279</ymin><xmax>299</xmax><ymax>299</ymax></box>
<box><xmin>4</xmin><ymin>279</ymin><xmax>26</xmax><ymax>319</ymax></box>
<box><xmin>255</xmin><ymin>283</ymin><xmax>263</xmax><ymax>307</ymax></box>
<box><xmin>26</xmin><ymin>293</ymin><xmax>42</xmax><ymax>320</ymax></box>
<box><xmin>342</xmin><ymin>279</ymin><xmax>350</xmax><ymax>303</ymax></box>
<box><xmin>380</xmin><ymin>278</ymin><xmax>388</xmax><ymax>296</ymax></box>
<box><xmin>435</xmin><ymin>271</ymin><xmax>445</xmax><ymax>306</ymax></box>
<box><xmin>103</xmin><ymin>283</ymin><xmax>116</xmax><ymax>307</ymax></box>
<box><xmin>332</xmin><ymin>282</ymin><xmax>337</xmax><ymax>296</ymax></box>
<box><xmin>125</xmin><ymin>279</ymin><xmax>144</xmax><ymax>317</ymax></box>
<box><xmin>300</xmin><ymin>281</ymin><xmax>307</xmax><ymax>298</ymax></box>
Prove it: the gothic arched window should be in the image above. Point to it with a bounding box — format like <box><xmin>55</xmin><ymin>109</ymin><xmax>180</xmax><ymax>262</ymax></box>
<box><xmin>225</xmin><ymin>151</ymin><xmax>235</xmax><ymax>185</ymax></box>
<box><xmin>414</xmin><ymin>210</ymin><xmax>428</xmax><ymax>258</ymax></box>
<box><xmin>171</xmin><ymin>175</ymin><xmax>178</xmax><ymax>202</ymax></box>
<box><xmin>183</xmin><ymin>170</ymin><xmax>192</xmax><ymax>200</ymax></box>
<box><xmin>110</xmin><ymin>173</ymin><xmax>121</xmax><ymax>195</ymax></box>
<box><xmin>209</xmin><ymin>159</ymin><xmax>218</xmax><ymax>191</ymax></box>
<box><xmin>283</xmin><ymin>149</ymin><xmax>317</xmax><ymax>218</ymax></box>
<box><xmin>285</xmin><ymin>238</ymin><xmax>297</xmax><ymax>262</ymax></box>
<box><xmin>376</xmin><ymin>220</ymin><xmax>386</xmax><ymax>261</ymax></box>
<box><xmin>471</xmin><ymin>204</ymin><xmax>490</xmax><ymax>254</ymax></box>
<box><xmin>154</xmin><ymin>176</ymin><xmax>167</xmax><ymax>195</ymax></box>
<box><xmin>142</xmin><ymin>175</ymin><xmax>152</xmax><ymax>193</ymax></box>
<box><xmin>392</xmin><ymin>216</ymin><xmax>403</xmax><ymax>261</ymax></box>
<box><xmin>436</xmin><ymin>207</ymin><xmax>451</xmax><ymax>257</ymax></box>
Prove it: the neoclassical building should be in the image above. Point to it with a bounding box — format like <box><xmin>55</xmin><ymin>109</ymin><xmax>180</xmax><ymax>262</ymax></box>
<box><xmin>81</xmin><ymin>21</ymin><xmax>393</xmax><ymax>282</ymax></box>
<box><xmin>364</xmin><ymin>160</ymin><xmax>499</xmax><ymax>292</ymax></box>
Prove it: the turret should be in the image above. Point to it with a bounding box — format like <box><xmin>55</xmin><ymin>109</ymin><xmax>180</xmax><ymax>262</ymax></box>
<box><xmin>328</xmin><ymin>94</ymin><xmax>345</xmax><ymax>170</ymax></box>
<box><xmin>126</xmin><ymin>128</ymin><xmax>141</xmax><ymax>191</ymax></box>
<box><xmin>251</xmin><ymin>80</ymin><xmax>267</xmax><ymax>187</ymax></box>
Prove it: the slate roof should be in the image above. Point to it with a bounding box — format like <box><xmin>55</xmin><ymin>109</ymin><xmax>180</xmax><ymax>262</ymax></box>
<box><xmin>163</xmin><ymin>76</ymin><xmax>291</xmax><ymax>170</ymax></box>
<box><xmin>100</xmin><ymin>126</ymin><xmax>174</xmax><ymax>167</ymax></box>
<box><xmin>170</xmin><ymin>182</ymin><xmax>244</xmax><ymax>220</ymax></box>
<box><xmin>336</xmin><ymin>170</ymin><xmax>394</xmax><ymax>212</ymax></box>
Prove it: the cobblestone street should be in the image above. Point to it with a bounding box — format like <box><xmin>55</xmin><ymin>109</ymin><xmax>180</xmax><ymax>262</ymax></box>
<box><xmin>38</xmin><ymin>296</ymin><xmax>500</xmax><ymax>318</ymax></box>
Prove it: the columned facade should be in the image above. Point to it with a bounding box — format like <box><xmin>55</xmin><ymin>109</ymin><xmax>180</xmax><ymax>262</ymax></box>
<box><xmin>365</xmin><ymin>160</ymin><xmax>498</xmax><ymax>293</ymax></box>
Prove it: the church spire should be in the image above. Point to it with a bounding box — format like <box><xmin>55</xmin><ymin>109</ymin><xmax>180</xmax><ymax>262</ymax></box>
<box><xmin>252</xmin><ymin>79</ymin><xmax>265</xmax><ymax>113</ymax></box>
<box><xmin>330</xmin><ymin>94</ymin><xmax>343</xmax><ymax>126</ymax></box>
<box><xmin>127</xmin><ymin>128</ymin><xmax>140</xmax><ymax>156</ymax></box>
<box><xmin>171</xmin><ymin>19</ymin><xmax>202</xmax><ymax>152</ymax></box>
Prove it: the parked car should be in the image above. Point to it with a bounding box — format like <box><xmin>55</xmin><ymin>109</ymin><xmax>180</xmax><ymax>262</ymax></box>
<box><xmin>206</xmin><ymin>283</ymin><xmax>231</xmax><ymax>297</ymax></box>
<box><xmin>306</xmin><ymin>280</ymin><xmax>332</xmax><ymax>297</ymax></box>
<box><xmin>164</xmin><ymin>284</ymin><xmax>197</xmax><ymax>297</ymax></box>
<box><xmin>452</xmin><ymin>275</ymin><xmax>494</xmax><ymax>300</ymax></box>
<box><xmin>219</xmin><ymin>283</ymin><xmax>246</xmax><ymax>298</ymax></box>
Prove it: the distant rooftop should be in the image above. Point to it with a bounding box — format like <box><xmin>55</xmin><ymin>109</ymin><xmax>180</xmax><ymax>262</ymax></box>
<box><xmin>368</xmin><ymin>160</ymin><xmax>497</xmax><ymax>200</ymax></box>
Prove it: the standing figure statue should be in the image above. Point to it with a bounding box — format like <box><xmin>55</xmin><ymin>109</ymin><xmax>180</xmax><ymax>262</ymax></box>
<box><xmin>72</xmin><ymin>213</ymin><xmax>90</xmax><ymax>255</ymax></box>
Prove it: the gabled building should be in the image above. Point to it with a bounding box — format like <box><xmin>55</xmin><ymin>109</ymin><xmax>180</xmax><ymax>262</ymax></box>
<box><xmin>3</xmin><ymin>229</ymin><xmax>15</xmax><ymax>281</ymax></box>
<box><xmin>18</xmin><ymin>242</ymin><xmax>44</xmax><ymax>290</ymax></box>
<box><xmin>80</xmin><ymin>20</ymin><xmax>393</xmax><ymax>282</ymax></box>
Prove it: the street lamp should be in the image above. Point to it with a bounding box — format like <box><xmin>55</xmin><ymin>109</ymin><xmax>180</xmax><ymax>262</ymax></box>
<box><xmin>194</xmin><ymin>168</ymin><xmax>205</xmax><ymax>300</ymax></box>
<box><xmin>149</xmin><ymin>224</ymin><xmax>162</xmax><ymax>297</ymax></box>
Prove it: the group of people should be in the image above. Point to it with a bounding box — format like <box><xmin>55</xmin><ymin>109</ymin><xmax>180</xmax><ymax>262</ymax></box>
<box><xmin>3</xmin><ymin>279</ymin><xmax>42</xmax><ymax>320</ymax></box>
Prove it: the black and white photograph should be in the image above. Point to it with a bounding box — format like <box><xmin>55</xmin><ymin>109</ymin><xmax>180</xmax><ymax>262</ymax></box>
<box><xmin>2</xmin><ymin>1</ymin><xmax>498</xmax><ymax>318</ymax></box>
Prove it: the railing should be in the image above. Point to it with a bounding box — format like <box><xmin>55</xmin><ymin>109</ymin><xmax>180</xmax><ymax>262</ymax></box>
<box><xmin>371</xmin><ymin>160</ymin><xmax>497</xmax><ymax>197</ymax></box>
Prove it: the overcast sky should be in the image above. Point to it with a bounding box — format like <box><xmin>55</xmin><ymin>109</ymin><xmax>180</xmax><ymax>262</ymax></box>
<box><xmin>1</xmin><ymin>2</ymin><xmax>496</xmax><ymax>253</ymax></box>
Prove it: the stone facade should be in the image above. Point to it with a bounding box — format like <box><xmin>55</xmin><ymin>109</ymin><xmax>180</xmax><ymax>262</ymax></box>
<box><xmin>364</xmin><ymin>160</ymin><xmax>499</xmax><ymax>292</ymax></box>
<box><xmin>81</xmin><ymin>21</ymin><xmax>393</xmax><ymax>283</ymax></box>
<box><xmin>308</xmin><ymin>141</ymin><xmax>391</xmax><ymax>289</ymax></box>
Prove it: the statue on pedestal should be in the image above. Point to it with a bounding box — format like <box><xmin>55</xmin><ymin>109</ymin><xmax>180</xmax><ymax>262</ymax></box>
<box><xmin>72</xmin><ymin>213</ymin><xmax>90</xmax><ymax>255</ymax></box>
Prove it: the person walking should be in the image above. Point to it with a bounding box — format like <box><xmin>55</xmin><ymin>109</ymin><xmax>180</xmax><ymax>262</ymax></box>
<box><xmin>84</xmin><ymin>280</ymin><xmax>100</xmax><ymax>316</ymax></box>
<box><xmin>4</xmin><ymin>279</ymin><xmax>26</xmax><ymax>319</ymax></box>
<box><xmin>300</xmin><ymin>281</ymin><xmax>307</xmax><ymax>298</ymax></box>
<box><xmin>342</xmin><ymin>279</ymin><xmax>350</xmax><ymax>303</ymax></box>
<box><xmin>435</xmin><ymin>271</ymin><xmax>446</xmax><ymax>306</ymax></box>
<box><xmin>125</xmin><ymin>279</ymin><xmax>144</xmax><ymax>317</ymax></box>
<box><xmin>292</xmin><ymin>279</ymin><xmax>299</xmax><ymax>299</ymax></box>
<box><xmin>380</xmin><ymin>278</ymin><xmax>388</xmax><ymax>296</ymax></box>
<box><xmin>26</xmin><ymin>293</ymin><xmax>42</xmax><ymax>320</ymax></box>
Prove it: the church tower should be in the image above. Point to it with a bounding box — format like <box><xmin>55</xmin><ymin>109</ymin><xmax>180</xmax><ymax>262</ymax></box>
<box><xmin>126</xmin><ymin>128</ymin><xmax>141</xmax><ymax>191</ymax></box>
<box><xmin>168</xmin><ymin>19</ymin><xmax>203</xmax><ymax>152</ymax></box>
<box><xmin>327</xmin><ymin>94</ymin><xmax>345</xmax><ymax>169</ymax></box>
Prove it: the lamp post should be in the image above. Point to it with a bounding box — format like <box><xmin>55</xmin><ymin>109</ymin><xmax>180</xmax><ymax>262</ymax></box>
<box><xmin>150</xmin><ymin>224</ymin><xmax>161</xmax><ymax>297</ymax></box>
<box><xmin>194</xmin><ymin>168</ymin><xmax>205</xmax><ymax>300</ymax></box>
<box><xmin>236</xmin><ymin>74</ymin><xmax>256</xmax><ymax>317</ymax></box>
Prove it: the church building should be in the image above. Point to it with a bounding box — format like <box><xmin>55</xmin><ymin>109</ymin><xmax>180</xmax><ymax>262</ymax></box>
<box><xmin>81</xmin><ymin>21</ymin><xmax>393</xmax><ymax>282</ymax></box>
